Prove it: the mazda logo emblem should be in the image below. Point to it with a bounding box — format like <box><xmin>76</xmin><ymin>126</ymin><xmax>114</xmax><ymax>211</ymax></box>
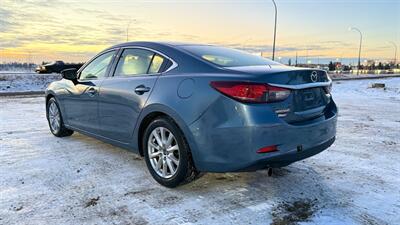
<box><xmin>310</xmin><ymin>71</ymin><xmax>318</xmax><ymax>82</ymax></box>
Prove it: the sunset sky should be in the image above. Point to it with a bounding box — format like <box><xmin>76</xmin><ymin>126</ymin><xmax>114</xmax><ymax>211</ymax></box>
<box><xmin>0</xmin><ymin>0</ymin><xmax>399</xmax><ymax>64</ymax></box>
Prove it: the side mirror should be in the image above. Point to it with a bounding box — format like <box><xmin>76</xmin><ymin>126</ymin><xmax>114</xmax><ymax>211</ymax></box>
<box><xmin>61</xmin><ymin>68</ymin><xmax>77</xmax><ymax>81</ymax></box>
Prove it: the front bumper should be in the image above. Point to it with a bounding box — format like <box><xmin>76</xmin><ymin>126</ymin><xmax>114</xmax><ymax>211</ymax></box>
<box><xmin>187</xmin><ymin>97</ymin><xmax>338</xmax><ymax>172</ymax></box>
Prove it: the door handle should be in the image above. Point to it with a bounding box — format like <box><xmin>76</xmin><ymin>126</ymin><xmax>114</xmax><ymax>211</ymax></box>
<box><xmin>135</xmin><ymin>85</ymin><xmax>151</xmax><ymax>95</ymax></box>
<box><xmin>87</xmin><ymin>87</ymin><xmax>97</xmax><ymax>96</ymax></box>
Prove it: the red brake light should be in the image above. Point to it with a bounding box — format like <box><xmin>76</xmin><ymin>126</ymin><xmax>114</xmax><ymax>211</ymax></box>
<box><xmin>257</xmin><ymin>145</ymin><xmax>278</xmax><ymax>153</ymax></box>
<box><xmin>210</xmin><ymin>81</ymin><xmax>290</xmax><ymax>103</ymax></box>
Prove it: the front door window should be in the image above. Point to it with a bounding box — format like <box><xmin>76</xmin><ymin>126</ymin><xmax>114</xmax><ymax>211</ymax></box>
<box><xmin>80</xmin><ymin>51</ymin><xmax>116</xmax><ymax>80</ymax></box>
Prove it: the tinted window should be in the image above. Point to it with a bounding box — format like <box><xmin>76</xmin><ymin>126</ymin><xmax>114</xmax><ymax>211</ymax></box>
<box><xmin>181</xmin><ymin>45</ymin><xmax>279</xmax><ymax>67</ymax></box>
<box><xmin>115</xmin><ymin>49</ymin><xmax>166</xmax><ymax>76</ymax></box>
<box><xmin>80</xmin><ymin>51</ymin><xmax>115</xmax><ymax>80</ymax></box>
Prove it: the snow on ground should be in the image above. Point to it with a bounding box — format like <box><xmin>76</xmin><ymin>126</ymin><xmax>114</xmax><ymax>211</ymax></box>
<box><xmin>329</xmin><ymin>73</ymin><xmax>400</xmax><ymax>80</ymax></box>
<box><xmin>0</xmin><ymin>78</ymin><xmax>399</xmax><ymax>225</ymax></box>
<box><xmin>0</xmin><ymin>73</ymin><xmax>61</xmax><ymax>93</ymax></box>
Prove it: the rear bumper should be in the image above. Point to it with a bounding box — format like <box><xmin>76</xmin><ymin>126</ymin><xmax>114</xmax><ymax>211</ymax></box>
<box><xmin>237</xmin><ymin>137</ymin><xmax>335</xmax><ymax>171</ymax></box>
<box><xmin>187</xmin><ymin>97</ymin><xmax>338</xmax><ymax>172</ymax></box>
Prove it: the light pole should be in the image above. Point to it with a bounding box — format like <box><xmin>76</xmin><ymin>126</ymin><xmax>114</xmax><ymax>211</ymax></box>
<box><xmin>349</xmin><ymin>27</ymin><xmax>363</xmax><ymax>75</ymax></box>
<box><xmin>126</xmin><ymin>20</ymin><xmax>134</xmax><ymax>42</ymax></box>
<box><xmin>388</xmin><ymin>41</ymin><xmax>397</xmax><ymax>66</ymax></box>
<box><xmin>271</xmin><ymin>0</ymin><xmax>277</xmax><ymax>60</ymax></box>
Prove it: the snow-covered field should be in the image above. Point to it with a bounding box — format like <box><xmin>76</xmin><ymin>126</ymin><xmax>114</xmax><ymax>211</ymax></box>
<box><xmin>0</xmin><ymin>73</ymin><xmax>61</xmax><ymax>93</ymax></box>
<box><xmin>0</xmin><ymin>78</ymin><xmax>399</xmax><ymax>225</ymax></box>
<box><xmin>330</xmin><ymin>73</ymin><xmax>400</xmax><ymax>80</ymax></box>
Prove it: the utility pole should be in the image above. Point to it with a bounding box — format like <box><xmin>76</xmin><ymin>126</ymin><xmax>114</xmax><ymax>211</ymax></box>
<box><xmin>126</xmin><ymin>20</ymin><xmax>134</xmax><ymax>42</ymax></box>
<box><xmin>388</xmin><ymin>41</ymin><xmax>397</xmax><ymax>66</ymax></box>
<box><xmin>305</xmin><ymin>48</ymin><xmax>309</xmax><ymax>64</ymax></box>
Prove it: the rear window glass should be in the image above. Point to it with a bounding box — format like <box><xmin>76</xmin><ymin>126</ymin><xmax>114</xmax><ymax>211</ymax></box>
<box><xmin>181</xmin><ymin>45</ymin><xmax>279</xmax><ymax>67</ymax></box>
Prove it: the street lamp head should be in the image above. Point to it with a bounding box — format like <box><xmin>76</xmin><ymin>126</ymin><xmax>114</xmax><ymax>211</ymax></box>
<box><xmin>349</xmin><ymin>27</ymin><xmax>362</xmax><ymax>35</ymax></box>
<box><xmin>349</xmin><ymin>27</ymin><xmax>357</xmax><ymax>32</ymax></box>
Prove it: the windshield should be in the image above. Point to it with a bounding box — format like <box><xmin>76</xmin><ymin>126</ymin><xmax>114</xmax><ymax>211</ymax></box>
<box><xmin>181</xmin><ymin>45</ymin><xmax>279</xmax><ymax>67</ymax></box>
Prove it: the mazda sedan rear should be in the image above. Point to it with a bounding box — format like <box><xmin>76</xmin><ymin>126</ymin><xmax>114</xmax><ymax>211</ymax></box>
<box><xmin>45</xmin><ymin>42</ymin><xmax>337</xmax><ymax>187</ymax></box>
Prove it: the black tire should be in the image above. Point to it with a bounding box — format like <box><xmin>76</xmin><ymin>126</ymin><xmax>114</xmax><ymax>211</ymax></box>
<box><xmin>143</xmin><ymin>116</ymin><xmax>201</xmax><ymax>188</ymax></box>
<box><xmin>46</xmin><ymin>98</ymin><xmax>74</xmax><ymax>137</ymax></box>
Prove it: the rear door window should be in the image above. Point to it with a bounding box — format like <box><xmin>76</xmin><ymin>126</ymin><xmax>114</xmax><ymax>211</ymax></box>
<box><xmin>114</xmin><ymin>49</ymin><xmax>167</xmax><ymax>76</ymax></box>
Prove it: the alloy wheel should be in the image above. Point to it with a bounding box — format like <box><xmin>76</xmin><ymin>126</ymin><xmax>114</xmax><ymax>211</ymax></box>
<box><xmin>147</xmin><ymin>127</ymin><xmax>180</xmax><ymax>178</ymax></box>
<box><xmin>48</xmin><ymin>102</ymin><xmax>61</xmax><ymax>133</ymax></box>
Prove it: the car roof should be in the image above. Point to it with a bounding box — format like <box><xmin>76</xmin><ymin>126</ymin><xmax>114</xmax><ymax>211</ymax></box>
<box><xmin>105</xmin><ymin>41</ymin><xmax>212</xmax><ymax>51</ymax></box>
<box><xmin>101</xmin><ymin>41</ymin><xmax>221</xmax><ymax>74</ymax></box>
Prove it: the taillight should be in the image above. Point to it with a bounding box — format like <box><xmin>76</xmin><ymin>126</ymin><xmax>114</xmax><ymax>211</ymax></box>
<box><xmin>210</xmin><ymin>81</ymin><xmax>290</xmax><ymax>103</ymax></box>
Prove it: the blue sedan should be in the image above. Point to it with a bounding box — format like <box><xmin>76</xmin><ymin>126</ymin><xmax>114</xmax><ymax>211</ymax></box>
<box><xmin>45</xmin><ymin>42</ymin><xmax>337</xmax><ymax>187</ymax></box>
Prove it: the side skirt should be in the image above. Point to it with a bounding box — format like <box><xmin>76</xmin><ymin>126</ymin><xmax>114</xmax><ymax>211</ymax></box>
<box><xmin>65</xmin><ymin>124</ymin><xmax>140</xmax><ymax>154</ymax></box>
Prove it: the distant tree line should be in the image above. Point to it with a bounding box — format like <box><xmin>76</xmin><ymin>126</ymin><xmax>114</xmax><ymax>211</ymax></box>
<box><xmin>0</xmin><ymin>61</ymin><xmax>86</xmax><ymax>72</ymax></box>
<box><xmin>0</xmin><ymin>62</ymin><xmax>37</xmax><ymax>71</ymax></box>
<box><xmin>328</xmin><ymin>62</ymin><xmax>352</xmax><ymax>71</ymax></box>
<box><xmin>328</xmin><ymin>61</ymin><xmax>399</xmax><ymax>71</ymax></box>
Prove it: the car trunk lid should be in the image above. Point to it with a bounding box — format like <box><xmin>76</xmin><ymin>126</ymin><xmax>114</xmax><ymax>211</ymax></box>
<box><xmin>225</xmin><ymin>65</ymin><xmax>332</xmax><ymax>123</ymax></box>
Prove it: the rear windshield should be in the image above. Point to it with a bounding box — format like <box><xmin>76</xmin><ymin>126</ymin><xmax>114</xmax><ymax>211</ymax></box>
<box><xmin>181</xmin><ymin>45</ymin><xmax>279</xmax><ymax>67</ymax></box>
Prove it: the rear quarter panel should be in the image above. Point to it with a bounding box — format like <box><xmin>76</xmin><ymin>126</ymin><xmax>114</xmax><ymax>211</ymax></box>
<box><xmin>132</xmin><ymin>72</ymin><xmax>258</xmax><ymax>161</ymax></box>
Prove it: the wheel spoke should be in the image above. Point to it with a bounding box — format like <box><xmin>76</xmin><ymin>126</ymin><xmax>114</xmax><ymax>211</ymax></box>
<box><xmin>160</xmin><ymin>127</ymin><xmax>167</xmax><ymax>144</ymax></box>
<box><xmin>166</xmin><ymin>158</ymin><xmax>175</xmax><ymax>174</ymax></box>
<box><xmin>50</xmin><ymin>104</ymin><xmax>55</xmax><ymax>113</ymax></box>
<box><xmin>166</xmin><ymin>132</ymin><xmax>173</xmax><ymax>147</ymax></box>
<box><xmin>162</xmin><ymin>160</ymin><xmax>167</xmax><ymax>177</ymax></box>
<box><xmin>168</xmin><ymin>155</ymin><xmax>179</xmax><ymax>166</ymax></box>
<box><xmin>149</xmin><ymin>142</ymin><xmax>160</xmax><ymax>151</ymax></box>
<box><xmin>150</xmin><ymin>152</ymin><xmax>161</xmax><ymax>159</ymax></box>
<box><xmin>156</xmin><ymin>157</ymin><xmax>163</xmax><ymax>170</ymax></box>
<box><xmin>51</xmin><ymin>104</ymin><xmax>57</xmax><ymax>115</ymax></box>
<box><xmin>152</xmin><ymin>130</ymin><xmax>163</xmax><ymax>146</ymax></box>
<box><xmin>167</xmin><ymin>145</ymin><xmax>179</xmax><ymax>152</ymax></box>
